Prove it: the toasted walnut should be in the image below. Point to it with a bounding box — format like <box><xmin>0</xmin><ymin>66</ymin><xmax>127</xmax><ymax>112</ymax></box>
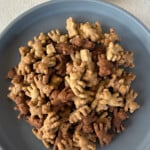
<box><xmin>97</xmin><ymin>54</ymin><xmax>114</xmax><ymax>77</ymax></box>
<box><xmin>33</xmin><ymin>112</ymin><xmax>60</xmax><ymax>148</ymax></box>
<box><xmin>79</xmin><ymin>21</ymin><xmax>102</xmax><ymax>42</ymax></box>
<box><xmin>69</xmin><ymin>105</ymin><xmax>91</xmax><ymax>124</ymax></box>
<box><xmin>112</xmin><ymin>108</ymin><xmax>128</xmax><ymax>133</ymax></box>
<box><xmin>48</xmin><ymin>30</ymin><xmax>68</xmax><ymax>43</ymax></box>
<box><xmin>66</xmin><ymin>17</ymin><xmax>79</xmax><ymax>38</ymax></box>
<box><xmin>125</xmin><ymin>89</ymin><xmax>140</xmax><ymax>113</ymax></box>
<box><xmin>73</xmin><ymin>131</ymin><xmax>96</xmax><ymax>150</ymax></box>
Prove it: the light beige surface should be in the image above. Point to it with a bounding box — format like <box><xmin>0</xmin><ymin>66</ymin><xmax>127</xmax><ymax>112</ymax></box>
<box><xmin>105</xmin><ymin>0</ymin><xmax>150</xmax><ymax>29</ymax></box>
<box><xmin>0</xmin><ymin>0</ymin><xmax>150</xmax><ymax>33</ymax></box>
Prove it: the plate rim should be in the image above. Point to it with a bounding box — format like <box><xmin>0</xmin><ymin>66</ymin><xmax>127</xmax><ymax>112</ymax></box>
<box><xmin>0</xmin><ymin>0</ymin><xmax>150</xmax><ymax>42</ymax></box>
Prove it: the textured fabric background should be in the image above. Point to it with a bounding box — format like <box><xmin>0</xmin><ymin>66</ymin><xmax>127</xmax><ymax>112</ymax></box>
<box><xmin>0</xmin><ymin>0</ymin><xmax>150</xmax><ymax>33</ymax></box>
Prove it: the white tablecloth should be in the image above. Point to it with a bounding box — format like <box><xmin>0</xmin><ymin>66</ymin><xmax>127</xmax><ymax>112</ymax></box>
<box><xmin>0</xmin><ymin>0</ymin><xmax>150</xmax><ymax>33</ymax></box>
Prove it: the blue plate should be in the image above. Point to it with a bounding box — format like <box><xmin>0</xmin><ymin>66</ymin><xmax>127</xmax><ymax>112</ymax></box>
<box><xmin>0</xmin><ymin>0</ymin><xmax>150</xmax><ymax>150</ymax></box>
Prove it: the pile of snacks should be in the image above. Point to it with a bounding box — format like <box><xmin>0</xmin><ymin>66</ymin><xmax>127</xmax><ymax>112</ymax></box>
<box><xmin>7</xmin><ymin>17</ymin><xmax>140</xmax><ymax>150</ymax></box>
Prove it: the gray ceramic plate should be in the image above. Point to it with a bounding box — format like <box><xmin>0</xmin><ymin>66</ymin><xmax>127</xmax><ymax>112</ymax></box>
<box><xmin>0</xmin><ymin>0</ymin><xmax>150</xmax><ymax>150</ymax></box>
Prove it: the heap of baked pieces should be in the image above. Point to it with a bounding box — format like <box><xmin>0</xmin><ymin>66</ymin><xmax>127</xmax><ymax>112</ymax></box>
<box><xmin>7</xmin><ymin>17</ymin><xmax>140</xmax><ymax>150</ymax></box>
